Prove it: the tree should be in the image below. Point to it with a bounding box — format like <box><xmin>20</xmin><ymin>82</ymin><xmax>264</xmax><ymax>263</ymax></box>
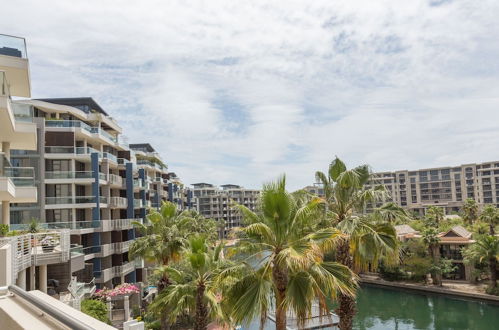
<box><xmin>463</xmin><ymin>235</ymin><xmax>499</xmax><ymax>291</ymax></box>
<box><xmin>422</xmin><ymin>228</ymin><xmax>442</xmax><ymax>286</ymax></box>
<box><xmin>181</xmin><ymin>210</ymin><xmax>219</xmax><ymax>242</ymax></box>
<box><xmin>224</xmin><ymin>176</ymin><xmax>357</xmax><ymax>330</ymax></box>
<box><xmin>315</xmin><ymin>157</ymin><xmax>399</xmax><ymax>330</ymax></box>
<box><xmin>130</xmin><ymin>202</ymin><xmax>189</xmax><ymax>330</ymax></box>
<box><xmin>149</xmin><ymin>236</ymin><xmax>226</xmax><ymax>330</ymax></box>
<box><xmin>462</xmin><ymin>198</ymin><xmax>479</xmax><ymax>225</ymax></box>
<box><xmin>425</xmin><ymin>206</ymin><xmax>445</xmax><ymax>227</ymax></box>
<box><xmin>479</xmin><ymin>205</ymin><xmax>498</xmax><ymax>235</ymax></box>
<box><xmin>81</xmin><ymin>299</ymin><xmax>110</xmax><ymax>324</ymax></box>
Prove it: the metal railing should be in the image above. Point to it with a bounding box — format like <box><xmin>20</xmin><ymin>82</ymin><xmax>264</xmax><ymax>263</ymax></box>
<box><xmin>0</xmin><ymin>231</ymin><xmax>70</xmax><ymax>281</ymax></box>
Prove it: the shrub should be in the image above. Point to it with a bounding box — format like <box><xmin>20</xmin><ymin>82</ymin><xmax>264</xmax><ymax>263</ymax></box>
<box><xmin>379</xmin><ymin>263</ymin><xmax>406</xmax><ymax>281</ymax></box>
<box><xmin>486</xmin><ymin>286</ymin><xmax>499</xmax><ymax>296</ymax></box>
<box><xmin>81</xmin><ymin>299</ymin><xmax>110</xmax><ymax>324</ymax></box>
<box><xmin>0</xmin><ymin>224</ymin><xmax>9</xmax><ymax>237</ymax></box>
<box><xmin>404</xmin><ymin>256</ymin><xmax>432</xmax><ymax>282</ymax></box>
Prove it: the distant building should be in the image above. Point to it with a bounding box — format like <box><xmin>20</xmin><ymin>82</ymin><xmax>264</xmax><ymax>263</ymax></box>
<box><xmin>191</xmin><ymin>183</ymin><xmax>259</xmax><ymax>237</ymax></box>
<box><xmin>366</xmin><ymin>161</ymin><xmax>499</xmax><ymax>216</ymax></box>
<box><xmin>303</xmin><ymin>183</ymin><xmax>325</xmax><ymax>197</ymax></box>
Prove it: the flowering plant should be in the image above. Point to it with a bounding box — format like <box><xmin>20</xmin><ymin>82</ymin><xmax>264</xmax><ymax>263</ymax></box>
<box><xmin>94</xmin><ymin>283</ymin><xmax>140</xmax><ymax>299</ymax></box>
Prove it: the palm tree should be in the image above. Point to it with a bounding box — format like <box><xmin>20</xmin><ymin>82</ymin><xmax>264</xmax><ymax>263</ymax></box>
<box><xmin>130</xmin><ymin>201</ymin><xmax>189</xmax><ymax>330</ymax></box>
<box><xmin>462</xmin><ymin>198</ymin><xmax>479</xmax><ymax>225</ymax></box>
<box><xmin>223</xmin><ymin>176</ymin><xmax>357</xmax><ymax>330</ymax></box>
<box><xmin>464</xmin><ymin>235</ymin><xmax>499</xmax><ymax>290</ymax></box>
<box><xmin>315</xmin><ymin>157</ymin><xmax>399</xmax><ymax>330</ymax></box>
<box><xmin>181</xmin><ymin>209</ymin><xmax>219</xmax><ymax>242</ymax></box>
<box><xmin>425</xmin><ymin>206</ymin><xmax>445</xmax><ymax>227</ymax></box>
<box><xmin>422</xmin><ymin>228</ymin><xmax>441</xmax><ymax>286</ymax></box>
<box><xmin>149</xmin><ymin>235</ymin><xmax>226</xmax><ymax>330</ymax></box>
<box><xmin>479</xmin><ymin>205</ymin><xmax>498</xmax><ymax>235</ymax></box>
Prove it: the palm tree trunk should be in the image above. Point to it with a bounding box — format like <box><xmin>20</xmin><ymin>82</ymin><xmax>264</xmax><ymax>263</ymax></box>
<box><xmin>195</xmin><ymin>282</ymin><xmax>208</xmax><ymax>330</ymax></box>
<box><xmin>158</xmin><ymin>275</ymin><xmax>171</xmax><ymax>330</ymax></box>
<box><xmin>428</xmin><ymin>245</ymin><xmax>441</xmax><ymax>286</ymax></box>
<box><xmin>335</xmin><ymin>239</ymin><xmax>356</xmax><ymax>330</ymax></box>
<box><xmin>489</xmin><ymin>257</ymin><xmax>497</xmax><ymax>289</ymax></box>
<box><xmin>272</xmin><ymin>264</ymin><xmax>288</xmax><ymax>330</ymax></box>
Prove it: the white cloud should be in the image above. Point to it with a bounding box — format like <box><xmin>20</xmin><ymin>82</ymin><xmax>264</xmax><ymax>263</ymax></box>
<box><xmin>2</xmin><ymin>0</ymin><xmax>499</xmax><ymax>190</ymax></box>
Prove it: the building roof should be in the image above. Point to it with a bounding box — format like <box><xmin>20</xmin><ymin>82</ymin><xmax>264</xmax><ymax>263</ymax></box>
<box><xmin>35</xmin><ymin>97</ymin><xmax>108</xmax><ymax>116</ymax></box>
<box><xmin>221</xmin><ymin>184</ymin><xmax>242</xmax><ymax>189</ymax></box>
<box><xmin>439</xmin><ymin>225</ymin><xmax>473</xmax><ymax>239</ymax></box>
<box><xmin>129</xmin><ymin>143</ymin><xmax>156</xmax><ymax>152</ymax></box>
<box><xmin>192</xmin><ymin>183</ymin><xmax>214</xmax><ymax>188</ymax></box>
<box><xmin>394</xmin><ymin>224</ymin><xmax>418</xmax><ymax>236</ymax></box>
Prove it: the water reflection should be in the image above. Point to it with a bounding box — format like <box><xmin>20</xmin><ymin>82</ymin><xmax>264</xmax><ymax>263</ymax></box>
<box><xmin>354</xmin><ymin>285</ymin><xmax>499</xmax><ymax>330</ymax></box>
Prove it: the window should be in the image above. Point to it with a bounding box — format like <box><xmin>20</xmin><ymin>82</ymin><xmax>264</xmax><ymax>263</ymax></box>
<box><xmin>410</xmin><ymin>177</ymin><xmax>416</xmax><ymax>183</ymax></box>
<box><xmin>454</xmin><ymin>174</ymin><xmax>461</xmax><ymax>180</ymax></box>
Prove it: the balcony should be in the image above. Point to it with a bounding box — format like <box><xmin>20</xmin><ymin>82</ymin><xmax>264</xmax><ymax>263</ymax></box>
<box><xmin>91</xmin><ymin>127</ymin><xmax>117</xmax><ymax>143</ymax></box>
<box><xmin>0</xmin><ymin>230</ymin><xmax>70</xmax><ymax>283</ymax></box>
<box><xmin>109</xmin><ymin>196</ymin><xmax>127</xmax><ymax>208</ymax></box>
<box><xmin>44</xmin><ymin>171</ymin><xmax>94</xmax><ymax>184</ymax></box>
<box><xmin>0</xmin><ymin>155</ymin><xmax>37</xmax><ymax>203</ymax></box>
<box><xmin>113</xmin><ymin>262</ymin><xmax>135</xmax><ymax>277</ymax></box>
<box><xmin>100</xmin><ymin>218</ymin><xmax>137</xmax><ymax>231</ymax></box>
<box><xmin>112</xmin><ymin>241</ymin><xmax>131</xmax><ymax>253</ymax></box>
<box><xmin>133</xmin><ymin>178</ymin><xmax>145</xmax><ymax>189</ymax></box>
<box><xmin>44</xmin><ymin>146</ymin><xmax>102</xmax><ymax>159</ymax></box>
<box><xmin>102</xmin><ymin>152</ymin><xmax>117</xmax><ymax>163</ymax></box>
<box><xmin>45</xmin><ymin>119</ymin><xmax>93</xmax><ymax>133</ymax></box>
<box><xmin>45</xmin><ymin>196</ymin><xmax>107</xmax><ymax>207</ymax></box>
<box><xmin>0</xmin><ymin>73</ymin><xmax>37</xmax><ymax>150</ymax></box>
<box><xmin>0</xmin><ymin>34</ymin><xmax>30</xmax><ymax>97</ymax></box>
<box><xmin>133</xmin><ymin>199</ymin><xmax>143</xmax><ymax>208</ymax></box>
<box><xmin>109</xmin><ymin>174</ymin><xmax>123</xmax><ymax>187</ymax></box>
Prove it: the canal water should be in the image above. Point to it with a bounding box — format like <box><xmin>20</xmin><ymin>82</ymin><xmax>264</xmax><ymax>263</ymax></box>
<box><xmin>243</xmin><ymin>284</ymin><xmax>499</xmax><ymax>329</ymax></box>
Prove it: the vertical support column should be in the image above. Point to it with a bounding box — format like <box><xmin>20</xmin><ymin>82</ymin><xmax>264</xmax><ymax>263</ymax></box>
<box><xmin>107</xmin><ymin>297</ymin><xmax>112</xmax><ymax>322</ymax></box>
<box><xmin>91</xmin><ymin>153</ymin><xmax>100</xmax><ymax>221</ymax></box>
<box><xmin>126</xmin><ymin>163</ymin><xmax>134</xmax><ymax>219</ymax></box>
<box><xmin>138</xmin><ymin>169</ymin><xmax>146</xmax><ymax>220</ymax></box>
<box><xmin>124</xmin><ymin>295</ymin><xmax>130</xmax><ymax>321</ymax></box>
<box><xmin>2</xmin><ymin>142</ymin><xmax>10</xmax><ymax>161</ymax></box>
<box><xmin>16</xmin><ymin>269</ymin><xmax>26</xmax><ymax>290</ymax></box>
<box><xmin>154</xmin><ymin>186</ymin><xmax>160</xmax><ymax>210</ymax></box>
<box><xmin>168</xmin><ymin>183</ymin><xmax>173</xmax><ymax>202</ymax></box>
<box><xmin>29</xmin><ymin>266</ymin><xmax>36</xmax><ymax>290</ymax></box>
<box><xmin>39</xmin><ymin>265</ymin><xmax>47</xmax><ymax>293</ymax></box>
<box><xmin>1</xmin><ymin>201</ymin><xmax>9</xmax><ymax>225</ymax></box>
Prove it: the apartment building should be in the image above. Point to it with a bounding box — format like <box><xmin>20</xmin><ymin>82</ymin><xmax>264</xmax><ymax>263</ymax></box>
<box><xmin>0</xmin><ymin>33</ymin><xmax>65</xmax><ymax>293</ymax></box>
<box><xmin>191</xmin><ymin>183</ymin><xmax>259</xmax><ymax>237</ymax></box>
<box><xmin>303</xmin><ymin>183</ymin><xmax>325</xmax><ymax>197</ymax></box>
<box><xmin>367</xmin><ymin>161</ymin><xmax>499</xmax><ymax>215</ymax></box>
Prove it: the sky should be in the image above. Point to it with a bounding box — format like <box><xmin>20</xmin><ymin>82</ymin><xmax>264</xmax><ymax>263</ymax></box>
<box><xmin>2</xmin><ymin>0</ymin><xmax>499</xmax><ymax>190</ymax></box>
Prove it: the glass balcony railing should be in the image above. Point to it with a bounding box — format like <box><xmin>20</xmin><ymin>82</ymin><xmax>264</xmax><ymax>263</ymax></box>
<box><xmin>44</xmin><ymin>146</ymin><xmax>74</xmax><ymax>154</ymax></box>
<box><xmin>45</xmin><ymin>171</ymin><xmax>93</xmax><ymax>179</ymax></box>
<box><xmin>76</xmin><ymin>146</ymin><xmax>101</xmax><ymax>156</ymax></box>
<box><xmin>3</xmin><ymin>166</ymin><xmax>35</xmax><ymax>186</ymax></box>
<box><xmin>45</xmin><ymin>197</ymin><xmax>74</xmax><ymax>205</ymax></box>
<box><xmin>83</xmin><ymin>246</ymin><xmax>102</xmax><ymax>255</ymax></box>
<box><xmin>75</xmin><ymin>196</ymin><xmax>96</xmax><ymax>204</ymax></box>
<box><xmin>0</xmin><ymin>34</ymin><xmax>27</xmax><ymax>58</ymax></box>
<box><xmin>102</xmin><ymin>152</ymin><xmax>117</xmax><ymax>163</ymax></box>
<box><xmin>45</xmin><ymin>120</ymin><xmax>94</xmax><ymax>133</ymax></box>
<box><xmin>90</xmin><ymin>127</ymin><xmax>117</xmax><ymax>142</ymax></box>
<box><xmin>133</xmin><ymin>178</ymin><xmax>145</xmax><ymax>188</ymax></box>
<box><xmin>99</xmin><ymin>196</ymin><xmax>107</xmax><ymax>204</ymax></box>
<box><xmin>11</xmin><ymin>103</ymin><xmax>34</xmax><ymax>122</ymax></box>
<box><xmin>70</xmin><ymin>244</ymin><xmax>84</xmax><ymax>257</ymax></box>
<box><xmin>98</xmin><ymin>172</ymin><xmax>107</xmax><ymax>181</ymax></box>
